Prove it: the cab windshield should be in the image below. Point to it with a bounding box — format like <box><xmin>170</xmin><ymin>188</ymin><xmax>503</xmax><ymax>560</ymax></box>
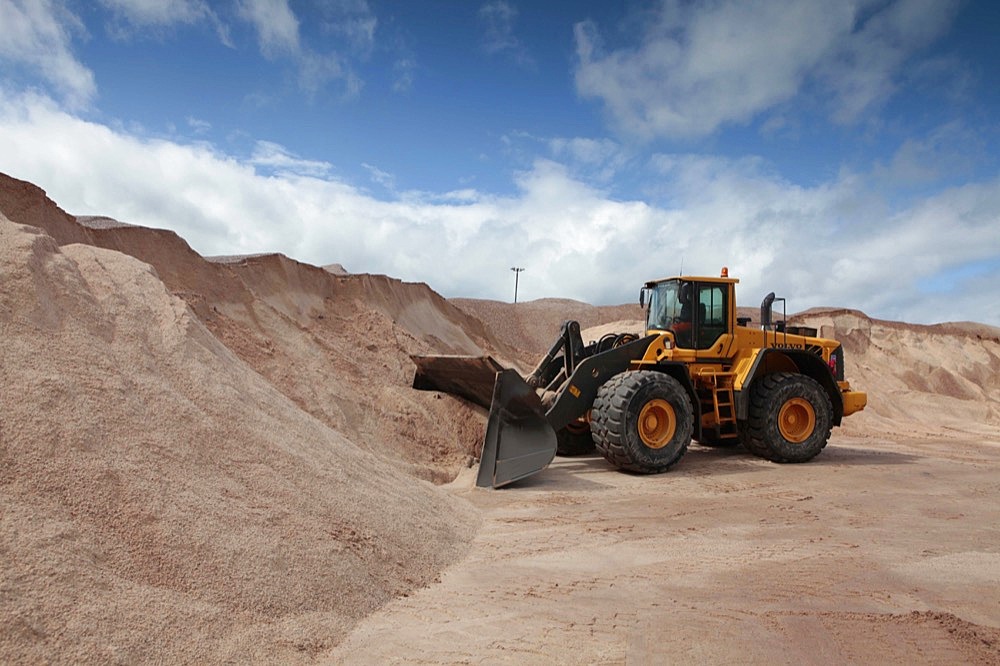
<box><xmin>646</xmin><ymin>280</ymin><xmax>683</xmax><ymax>332</ymax></box>
<box><xmin>646</xmin><ymin>279</ymin><xmax>729</xmax><ymax>350</ymax></box>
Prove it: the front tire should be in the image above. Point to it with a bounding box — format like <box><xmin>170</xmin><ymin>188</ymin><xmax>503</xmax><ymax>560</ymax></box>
<box><xmin>745</xmin><ymin>373</ymin><xmax>833</xmax><ymax>463</ymax></box>
<box><xmin>592</xmin><ymin>371</ymin><xmax>693</xmax><ymax>474</ymax></box>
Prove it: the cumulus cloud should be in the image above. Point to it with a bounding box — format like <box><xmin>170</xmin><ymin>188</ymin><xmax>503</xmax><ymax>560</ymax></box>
<box><xmin>574</xmin><ymin>0</ymin><xmax>962</xmax><ymax>139</ymax></box>
<box><xmin>0</xmin><ymin>90</ymin><xmax>997</xmax><ymax>326</ymax></box>
<box><xmin>0</xmin><ymin>0</ymin><xmax>96</xmax><ymax>108</ymax></box>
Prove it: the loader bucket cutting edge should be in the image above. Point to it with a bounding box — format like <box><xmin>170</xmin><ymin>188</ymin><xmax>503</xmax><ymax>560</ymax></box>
<box><xmin>476</xmin><ymin>368</ymin><xmax>557</xmax><ymax>489</ymax></box>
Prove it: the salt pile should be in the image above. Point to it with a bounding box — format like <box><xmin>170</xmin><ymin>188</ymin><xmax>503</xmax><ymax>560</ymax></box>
<box><xmin>0</xmin><ymin>213</ymin><xmax>477</xmax><ymax>662</ymax></box>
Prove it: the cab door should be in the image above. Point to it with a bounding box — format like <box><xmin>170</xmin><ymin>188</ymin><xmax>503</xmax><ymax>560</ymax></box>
<box><xmin>692</xmin><ymin>282</ymin><xmax>733</xmax><ymax>358</ymax></box>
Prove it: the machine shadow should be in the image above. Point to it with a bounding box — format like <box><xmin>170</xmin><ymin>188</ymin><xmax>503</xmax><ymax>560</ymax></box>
<box><xmin>503</xmin><ymin>440</ymin><xmax>919</xmax><ymax>492</ymax></box>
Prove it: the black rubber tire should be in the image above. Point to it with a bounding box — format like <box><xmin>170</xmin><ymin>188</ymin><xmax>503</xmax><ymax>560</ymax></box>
<box><xmin>556</xmin><ymin>424</ymin><xmax>596</xmax><ymax>456</ymax></box>
<box><xmin>745</xmin><ymin>372</ymin><xmax>833</xmax><ymax>463</ymax></box>
<box><xmin>738</xmin><ymin>420</ymin><xmax>770</xmax><ymax>458</ymax></box>
<box><xmin>592</xmin><ymin>370</ymin><xmax>693</xmax><ymax>474</ymax></box>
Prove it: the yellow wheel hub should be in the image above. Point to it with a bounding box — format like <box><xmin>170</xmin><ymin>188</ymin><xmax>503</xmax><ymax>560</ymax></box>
<box><xmin>778</xmin><ymin>397</ymin><xmax>816</xmax><ymax>443</ymax></box>
<box><xmin>638</xmin><ymin>399</ymin><xmax>676</xmax><ymax>449</ymax></box>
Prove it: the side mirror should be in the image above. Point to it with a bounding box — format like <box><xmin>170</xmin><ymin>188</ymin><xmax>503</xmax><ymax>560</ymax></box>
<box><xmin>760</xmin><ymin>292</ymin><xmax>775</xmax><ymax>330</ymax></box>
<box><xmin>639</xmin><ymin>288</ymin><xmax>647</xmax><ymax>308</ymax></box>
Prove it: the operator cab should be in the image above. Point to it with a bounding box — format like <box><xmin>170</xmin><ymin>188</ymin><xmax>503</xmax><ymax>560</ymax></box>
<box><xmin>641</xmin><ymin>273</ymin><xmax>737</xmax><ymax>351</ymax></box>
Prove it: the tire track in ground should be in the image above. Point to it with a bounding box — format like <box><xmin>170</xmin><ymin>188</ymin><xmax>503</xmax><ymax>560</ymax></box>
<box><xmin>328</xmin><ymin>436</ymin><xmax>1000</xmax><ymax>664</ymax></box>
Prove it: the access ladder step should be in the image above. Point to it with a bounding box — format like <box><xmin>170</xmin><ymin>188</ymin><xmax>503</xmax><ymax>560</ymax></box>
<box><xmin>713</xmin><ymin>386</ymin><xmax>738</xmax><ymax>437</ymax></box>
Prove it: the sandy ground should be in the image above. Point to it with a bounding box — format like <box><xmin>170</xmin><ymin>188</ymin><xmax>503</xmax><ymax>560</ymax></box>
<box><xmin>331</xmin><ymin>433</ymin><xmax>1000</xmax><ymax>664</ymax></box>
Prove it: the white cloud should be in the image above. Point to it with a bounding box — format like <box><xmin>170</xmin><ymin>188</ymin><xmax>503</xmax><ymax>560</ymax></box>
<box><xmin>0</xmin><ymin>90</ymin><xmax>997</xmax><ymax>326</ymax></box>
<box><xmin>548</xmin><ymin>137</ymin><xmax>619</xmax><ymax>165</ymax></box>
<box><xmin>249</xmin><ymin>141</ymin><xmax>333</xmax><ymax>178</ymax></box>
<box><xmin>99</xmin><ymin>0</ymin><xmax>209</xmax><ymax>26</ymax></box>
<box><xmin>0</xmin><ymin>0</ymin><xmax>365</xmax><ymax>108</ymax></box>
<box><xmin>644</xmin><ymin>152</ymin><xmax>1000</xmax><ymax>326</ymax></box>
<box><xmin>235</xmin><ymin>0</ymin><xmax>364</xmax><ymax>97</ymax></box>
<box><xmin>362</xmin><ymin>163</ymin><xmax>395</xmax><ymax>191</ymax></box>
<box><xmin>478</xmin><ymin>1</ymin><xmax>533</xmax><ymax>67</ymax></box>
<box><xmin>237</xmin><ymin>0</ymin><xmax>300</xmax><ymax>55</ymax></box>
<box><xmin>297</xmin><ymin>50</ymin><xmax>356</xmax><ymax>96</ymax></box>
<box><xmin>479</xmin><ymin>1</ymin><xmax>517</xmax><ymax>53</ymax></box>
<box><xmin>318</xmin><ymin>0</ymin><xmax>377</xmax><ymax>57</ymax></box>
<box><xmin>547</xmin><ymin>136</ymin><xmax>630</xmax><ymax>184</ymax></box>
<box><xmin>875</xmin><ymin>121</ymin><xmax>982</xmax><ymax>187</ymax></box>
<box><xmin>97</xmin><ymin>0</ymin><xmax>231</xmax><ymax>45</ymax></box>
<box><xmin>821</xmin><ymin>0</ymin><xmax>962</xmax><ymax>123</ymax></box>
<box><xmin>0</xmin><ymin>0</ymin><xmax>96</xmax><ymax>108</ymax></box>
<box><xmin>186</xmin><ymin>116</ymin><xmax>211</xmax><ymax>135</ymax></box>
<box><xmin>574</xmin><ymin>0</ymin><xmax>962</xmax><ymax>139</ymax></box>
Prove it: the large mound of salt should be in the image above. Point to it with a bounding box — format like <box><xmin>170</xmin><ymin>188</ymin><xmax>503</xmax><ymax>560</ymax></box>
<box><xmin>0</xmin><ymin>216</ymin><xmax>477</xmax><ymax>663</ymax></box>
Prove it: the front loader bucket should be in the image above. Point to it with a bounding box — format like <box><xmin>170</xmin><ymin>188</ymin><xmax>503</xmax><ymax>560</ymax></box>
<box><xmin>411</xmin><ymin>355</ymin><xmax>505</xmax><ymax>409</ymax></box>
<box><xmin>476</xmin><ymin>369</ymin><xmax>557</xmax><ymax>488</ymax></box>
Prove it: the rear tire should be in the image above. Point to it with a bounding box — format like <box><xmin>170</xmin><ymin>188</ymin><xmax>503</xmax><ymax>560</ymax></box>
<box><xmin>745</xmin><ymin>373</ymin><xmax>832</xmax><ymax>463</ymax></box>
<box><xmin>556</xmin><ymin>422</ymin><xmax>596</xmax><ymax>456</ymax></box>
<box><xmin>592</xmin><ymin>371</ymin><xmax>693</xmax><ymax>474</ymax></box>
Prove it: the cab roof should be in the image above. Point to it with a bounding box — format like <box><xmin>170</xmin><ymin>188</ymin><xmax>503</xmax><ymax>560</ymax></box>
<box><xmin>644</xmin><ymin>274</ymin><xmax>740</xmax><ymax>288</ymax></box>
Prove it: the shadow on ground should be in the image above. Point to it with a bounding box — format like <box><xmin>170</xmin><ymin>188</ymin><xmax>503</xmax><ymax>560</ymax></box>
<box><xmin>500</xmin><ymin>440</ymin><xmax>920</xmax><ymax>492</ymax></box>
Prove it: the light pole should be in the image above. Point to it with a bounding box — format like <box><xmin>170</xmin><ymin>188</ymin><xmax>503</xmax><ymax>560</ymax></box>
<box><xmin>510</xmin><ymin>267</ymin><xmax>525</xmax><ymax>303</ymax></box>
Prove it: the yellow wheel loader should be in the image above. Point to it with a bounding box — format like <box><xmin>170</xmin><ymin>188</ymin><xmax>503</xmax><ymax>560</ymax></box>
<box><xmin>412</xmin><ymin>270</ymin><xmax>867</xmax><ymax>488</ymax></box>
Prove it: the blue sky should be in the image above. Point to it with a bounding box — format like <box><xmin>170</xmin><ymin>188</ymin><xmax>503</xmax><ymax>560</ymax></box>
<box><xmin>1</xmin><ymin>0</ymin><xmax>999</xmax><ymax>326</ymax></box>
